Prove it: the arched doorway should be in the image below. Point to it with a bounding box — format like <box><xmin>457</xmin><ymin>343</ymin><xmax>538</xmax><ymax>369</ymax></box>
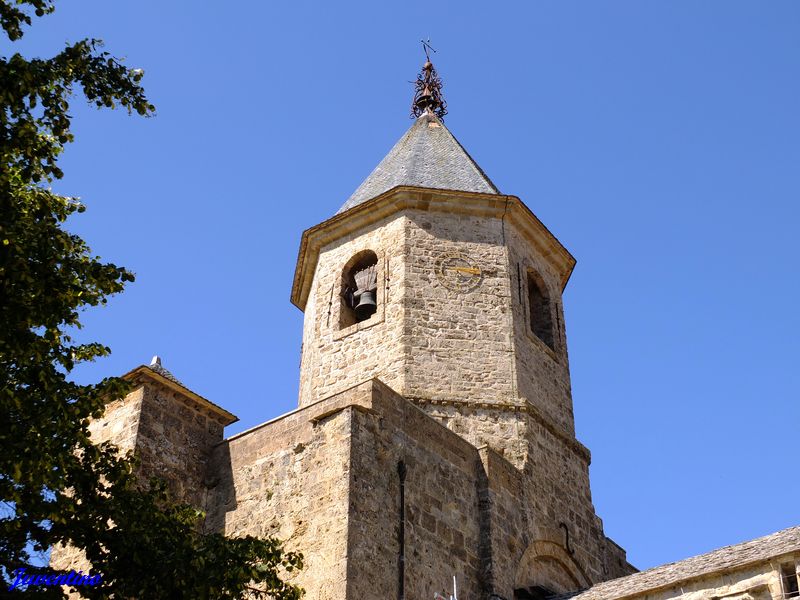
<box><xmin>514</xmin><ymin>540</ymin><xmax>590</xmax><ymax>598</ymax></box>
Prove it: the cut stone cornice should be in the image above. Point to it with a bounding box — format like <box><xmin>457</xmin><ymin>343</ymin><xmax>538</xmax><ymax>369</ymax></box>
<box><xmin>291</xmin><ymin>186</ymin><xmax>576</xmax><ymax>311</ymax></box>
<box><xmin>338</xmin><ymin>112</ymin><xmax>500</xmax><ymax>214</ymax></box>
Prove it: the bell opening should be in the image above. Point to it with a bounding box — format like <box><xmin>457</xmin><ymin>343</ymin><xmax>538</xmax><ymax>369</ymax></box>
<box><xmin>339</xmin><ymin>250</ymin><xmax>379</xmax><ymax>328</ymax></box>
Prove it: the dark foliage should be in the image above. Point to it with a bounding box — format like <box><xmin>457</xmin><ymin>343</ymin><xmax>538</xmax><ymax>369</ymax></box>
<box><xmin>0</xmin><ymin>2</ymin><xmax>303</xmax><ymax>597</ymax></box>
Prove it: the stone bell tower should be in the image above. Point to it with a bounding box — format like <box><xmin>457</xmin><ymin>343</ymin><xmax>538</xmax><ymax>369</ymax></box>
<box><xmin>291</xmin><ymin>57</ymin><xmax>633</xmax><ymax>597</ymax></box>
<box><xmin>294</xmin><ymin>59</ymin><xmax>576</xmax><ymax>468</ymax></box>
<box><xmin>54</xmin><ymin>56</ymin><xmax>633</xmax><ymax>600</ymax></box>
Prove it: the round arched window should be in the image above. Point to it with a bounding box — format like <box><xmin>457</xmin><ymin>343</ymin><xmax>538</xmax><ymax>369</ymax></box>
<box><xmin>340</xmin><ymin>250</ymin><xmax>378</xmax><ymax>328</ymax></box>
<box><xmin>527</xmin><ymin>270</ymin><xmax>554</xmax><ymax>350</ymax></box>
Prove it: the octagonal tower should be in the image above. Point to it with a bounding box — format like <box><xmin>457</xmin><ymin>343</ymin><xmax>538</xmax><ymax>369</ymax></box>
<box><xmin>289</xmin><ymin>59</ymin><xmax>633</xmax><ymax>597</ymax></box>
<box><xmin>293</xmin><ymin>110</ymin><xmax>577</xmax><ymax>466</ymax></box>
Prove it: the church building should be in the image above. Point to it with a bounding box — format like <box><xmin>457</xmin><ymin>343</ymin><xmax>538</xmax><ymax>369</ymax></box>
<box><xmin>53</xmin><ymin>58</ymin><xmax>800</xmax><ymax>600</ymax></box>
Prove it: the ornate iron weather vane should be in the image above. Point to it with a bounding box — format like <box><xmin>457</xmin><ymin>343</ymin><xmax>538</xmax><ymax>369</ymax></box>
<box><xmin>411</xmin><ymin>39</ymin><xmax>448</xmax><ymax>120</ymax></box>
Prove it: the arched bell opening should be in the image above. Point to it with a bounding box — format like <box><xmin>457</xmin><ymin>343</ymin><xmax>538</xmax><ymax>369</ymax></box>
<box><xmin>339</xmin><ymin>250</ymin><xmax>379</xmax><ymax>328</ymax></box>
<box><xmin>527</xmin><ymin>269</ymin><xmax>555</xmax><ymax>351</ymax></box>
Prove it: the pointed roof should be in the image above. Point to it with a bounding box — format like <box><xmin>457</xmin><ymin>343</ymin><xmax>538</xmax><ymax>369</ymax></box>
<box><xmin>337</xmin><ymin>111</ymin><xmax>500</xmax><ymax>214</ymax></box>
<box><xmin>144</xmin><ymin>355</ymin><xmax>184</xmax><ymax>386</ymax></box>
<box><xmin>122</xmin><ymin>357</ymin><xmax>238</xmax><ymax>426</ymax></box>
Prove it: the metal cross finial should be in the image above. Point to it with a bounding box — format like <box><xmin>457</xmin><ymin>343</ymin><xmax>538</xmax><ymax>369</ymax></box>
<box><xmin>421</xmin><ymin>39</ymin><xmax>437</xmax><ymax>62</ymax></box>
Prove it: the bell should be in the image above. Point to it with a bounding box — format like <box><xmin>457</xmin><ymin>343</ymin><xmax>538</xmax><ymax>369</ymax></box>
<box><xmin>354</xmin><ymin>290</ymin><xmax>377</xmax><ymax>319</ymax></box>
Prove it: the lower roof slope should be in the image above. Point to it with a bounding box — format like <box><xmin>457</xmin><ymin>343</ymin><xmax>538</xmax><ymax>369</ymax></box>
<box><xmin>561</xmin><ymin>526</ymin><xmax>800</xmax><ymax>600</ymax></box>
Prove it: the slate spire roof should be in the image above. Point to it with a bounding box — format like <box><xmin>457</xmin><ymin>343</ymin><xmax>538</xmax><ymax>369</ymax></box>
<box><xmin>338</xmin><ymin>111</ymin><xmax>500</xmax><ymax>214</ymax></box>
<box><xmin>337</xmin><ymin>59</ymin><xmax>500</xmax><ymax>215</ymax></box>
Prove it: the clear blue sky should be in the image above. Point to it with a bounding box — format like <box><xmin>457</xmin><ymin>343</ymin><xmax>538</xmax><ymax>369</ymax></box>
<box><xmin>9</xmin><ymin>0</ymin><xmax>799</xmax><ymax>572</ymax></box>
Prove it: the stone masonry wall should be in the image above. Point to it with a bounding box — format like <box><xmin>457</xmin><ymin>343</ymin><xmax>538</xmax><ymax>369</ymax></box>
<box><xmin>298</xmin><ymin>214</ymin><xmax>406</xmax><ymax>406</ymax></box>
<box><xmin>87</xmin><ymin>385</ymin><xmax>145</xmax><ymax>451</ymax></box>
<box><xmin>345</xmin><ymin>380</ymin><xmax>486</xmax><ymax>600</ymax></box>
<box><xmin>135</xmin><ymin>381</ymin><xmax>228</xmax><ymax>509</ymax></box>
<box><xmin>399</xmin><ymin>205</ymin><xmax>634</xmax><ymax>586</ymax></box>
<box><xmin>477</xmin><ymin>446</ymin><xmax>530</xmax><ymax>597</ymax></box>
<box><xmin>50</xmin><ymin>375</ymin><xmax>230</xmax><ymax>574</ymax></box>
<box><xmin>205</xmin><ymin>378</ymin><xmax>564</xmax><ymax>600</ymax></box>
<box><xmin>506</xmin><ymin>224</ymin><xmax>576</xmax><ymax>437</ymax></box>
<box><xmin>298</xmin><ymin>202</ymin><xmax>581</xmax><ymax>460</ymax></box>
<box><xmin>292</xmin><ymin>197</ymin><xmax>633</xmax><ymax>596</ymax></box>
<box><xmin>402</xmin><ymin>209</ymin><xmax>517</xmax><ymax>407</ymax></box>
<box><xmin>520</xmin><ymin>408</ymin><xmax>633</xmax><ymax>586</ymax></box>
<box><xmin>204</xmin><ymin>392</ymin><xmax>356</xmax><ymax>599</ymax></box>
<box><xmin>408</xmin><ymin>402</ymin><xmax>633</xmax><ymax>596</ymax></box>
<box><xmin>49</xmin><ymin>387</ymin><xmax>146</xmax><ymax>573</ymax></box>
<box><xmin>418</xmin><ymin>402</ymin><xmax>530</xmax><ymax>472</ymax></box>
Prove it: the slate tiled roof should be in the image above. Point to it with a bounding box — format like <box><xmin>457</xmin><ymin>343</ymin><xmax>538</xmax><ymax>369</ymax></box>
<box><xmin>144</xmin><ymin>361</ymin><xmax>183</xmax><ymax>386</ymax></box>
<box><xmin>337</xmin><ymin>111</ymin><xmax>499</xmax><ymax>214</ymax></box>
<box><xmin>123</xmin><ymin>358</ymin><xmax>238</xmax><ymax>425</ymax></box>
<box><xmin>561</xmin><ymin>526</ymin><xmax>800</xmax><ymax>600</ymax></box>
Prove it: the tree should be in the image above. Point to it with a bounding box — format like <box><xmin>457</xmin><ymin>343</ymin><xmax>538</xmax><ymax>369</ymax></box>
<box><xmin>0</xmin><ymin>2</ymin><xmax>303</xmax><ymax>597</ymax></box>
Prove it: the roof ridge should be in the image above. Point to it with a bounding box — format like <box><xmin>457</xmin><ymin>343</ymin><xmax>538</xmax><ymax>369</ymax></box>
<box><xmin>435</xmin><ymin>114</ymin><xmax>499</xmax><ymax>195</ymax></box>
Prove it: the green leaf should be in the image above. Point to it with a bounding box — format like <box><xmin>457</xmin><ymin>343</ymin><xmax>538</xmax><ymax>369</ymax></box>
<box><xmin>0</xmin><ymin>2</ymin><xmax>304</xmax><ymax>597</ymax></box>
